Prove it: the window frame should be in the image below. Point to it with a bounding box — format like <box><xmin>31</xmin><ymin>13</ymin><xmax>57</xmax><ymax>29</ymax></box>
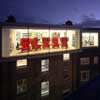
<box><xmin>41</xmin><ymin>81</ymin><xmax>49</xmax><ymax>97</ymax></box>
<box><xmin>82</xmin><ymin>32</ymin><xmax>99</xmax><ymax>48</ymax></box>
<box><xmin>16</xmin><ymin>59</ymin><xmax>27</xmax><ymax>69</ymax></box>
<box><xmin>17</xmin><ymin>78</ymin><xmax>28</xmax><ymax>95</ymax></box>
<box><xmin>80</xmin><ymin>71</ymin><xmax>89</xmax><ymax>82</ymax></box>
<box><xmin>63</xmin><ymin>53</ymin><xmax>70</xmax><ymax>61</ymax></box>
<box><xmin>80</xmin><ymin>57</ymin><xmax>90</xmax><ymax>65</ymax></box>
<box><xmin>41</xmin><ymin>59</ymin><xmax>49</xmax><ymax>72</ymax></box>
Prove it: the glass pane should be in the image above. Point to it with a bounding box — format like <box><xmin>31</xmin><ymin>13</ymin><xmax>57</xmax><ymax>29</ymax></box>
<box><xmin>82</xmin><ymin>33</ymin><xmax>98</xmax><ymax>47</ymax></box>
<box><xmin>41</xmin><ymin>59</ymin><xmax>49</xmax><ymax>72</ymax></box>
<box><xmin>17</xmin><ymin>79</ymin><xmax>27</xmax><ymax>95</ymax></box>
<box><xmin>2</xmin><ymin>27</ymin><xmax>80</xmax><ymax>57</ymax></box>
<box><xmin>16</xmin><ymin>59</ymin><xmax>27</xmax><ymax>68</ymax></box>
<box><xmin>63</xmin><ymin>53</ymin><xmax>70</xmax><ymax>61</ymax></box>
<box><xmin>41</xmin><ymin>81</ymin><xmax>49</xmax><ymax>96</ymax></box>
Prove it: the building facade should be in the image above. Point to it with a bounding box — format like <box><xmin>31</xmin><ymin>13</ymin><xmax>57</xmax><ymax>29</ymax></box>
<box><xmin>0</xmin><ymin>23</ymin><xmax>100</xmax><ymax>100</ymax></box>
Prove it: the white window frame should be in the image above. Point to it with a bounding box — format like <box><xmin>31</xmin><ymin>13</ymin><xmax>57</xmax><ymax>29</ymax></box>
<box><xmin>80</xmin><ymin>71</ymin><xmax>89</xmax><ymax>82</ymax></box>
<box><xmin>80</xmin><ymin>57</ymin><xmax>90</xmax><ymax>65</ymax></box>
<box><xmin>82</xmin><ymin>32</ymin><xmax>98</xmax><ymax>47</ymax></box>
<box><xmin>63</xmin><ymin>53</ymin><xmax>70</xmax><ymax>61</ymax></box>
<box><xmin>41</xmin><ymin>59</ymin><xmax>49</xmax><ymax>72</ymax></box>
<box><xmin>41</xmin><ymin>81</ymin><xmax>49</xmax><ymax>97</ymax></box>
<box><xmin>16</xmin><ymin>59</ymin><xmax>27</xmax><ymax>69</ymax></box>
<box><xmin>17</xmin><ymin>78</ymin><xmax>27</xmax><ymax>95</ymax></box>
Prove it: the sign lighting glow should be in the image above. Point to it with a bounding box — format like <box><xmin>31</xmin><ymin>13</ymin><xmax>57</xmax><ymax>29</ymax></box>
<box><xmin>2</xmin><ymin>28</ymin><xmax>80</xmax><ymax>57</ymax></box>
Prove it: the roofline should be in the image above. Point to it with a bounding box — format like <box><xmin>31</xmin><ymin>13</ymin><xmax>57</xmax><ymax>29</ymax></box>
<box><xmin>80</xmin><ymin>27</ymin><xmax>100</xmax><ymax>31</ymax></box>
<box><xmin>0</xmin><ymin>22</ymin><xmax>79</xmax><ymax>30</ymax></box>
<box><xmin>1</xmin><ymin>22</ymin><xmax>100</xmax><ymax>31</ymax></box>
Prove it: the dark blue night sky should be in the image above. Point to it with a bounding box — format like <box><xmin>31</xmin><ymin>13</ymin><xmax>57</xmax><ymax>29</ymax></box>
<box><xmin>0</xmin><ymin>0</ymin><xmax>100</xmax><ymax>24</ymax></box>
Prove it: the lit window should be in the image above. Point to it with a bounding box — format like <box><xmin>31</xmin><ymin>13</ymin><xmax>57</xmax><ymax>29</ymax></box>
<box><xmin>94</xmin><ymin>56</ymin><xmax>98</xmax><ymax>64</ymax></box>
<box><xmin>80</xmin><ymin>71</ymin><xmax>89</xmax><ymax>81</ymax></box>
<box><xmin>41</xmin><ymin>59</ymin><xmax>49</xmax><ymax>72</ymax></box>
<box><xmin>16</xmin><ymin>59</ymin><xmax>27</xmax><ymax>68</ymax></box>
<box><xmin>41</xmin><ymin>81</ymin><xmax>49</xmax><ymax>96</ymax></box>
<box><xmin>82</xmin><ymin>33</ymin><xmax>98</xmax><ymax>47</ymax></box>
<box><xmin>2</xmin><ymin>28</ymin><xmax>80</xmax><ymax>57</ymax></box>
<box><xmin>80</xmin><ymin>57</ymin><xmax>90</xmax><ymax>65</ymax></box>
<box><xmin>17</xmin><ymin>78</ymin><xmax>28</xmax><ymax>95</ymax></box>
<box><xmin>63</xmin><ymin>53</ymin><xmax>70</xmax><ymax>61</ymax></box>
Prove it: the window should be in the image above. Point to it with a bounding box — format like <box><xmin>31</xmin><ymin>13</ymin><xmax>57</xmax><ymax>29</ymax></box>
<box><xmin>62</xmin><ymin>88</ymin><xmax>71</xmax><ymax>95</ymax></box>
<box><xmin>64</xmin><ymin>74</ymin><xmax>69</xmax><ymax>80</ymax></box>
<box><xmin>80</xmin><ymin>71</ymin><xmax>89</xmax><ymax>81</ymax></box>
<box><xmin>16</xmin><ymin>59</ymin><xmax>27</xmax><ymax>69</ymax></box>
<box><xmin>41</xmin><ymin>81</ymin><xmax>49</xmax><ymax>96</ymax></box>
<box><xmin>66</xmin><ymin>30</ymin><xmax>80</xmax><ymax>49</ymax></box>
<box><xmin>63</xmin><ymin>53</ymin><xmax>70</xmax><ymax>61</ymax></box>
<box><xmin>80</xmin><ymin>57</ymin><xmax>90</xmax><ymax>65</ymax></box>
<box><xmin>2</xmin><ymin>28</ymin><xmax>80</xmax><ymax>57</ymax></box>
<box><xmin>17</xmin><ymin>78</ymin><xmax>28</xmax><ymax>95</ymax></box>
<box><xmin>82</xmin><ymin>33</ymin><xmax>98</xmax><ymax>47</ymax></box>
<box><xmin>41</xmin><ymin>59</ymin><xmax>49</xmax><ymax>72</ymax></box>
<box><xmin>94</xmin><ymin>56</ymin><xmax>98</xmax><ymax>64</ymax></box>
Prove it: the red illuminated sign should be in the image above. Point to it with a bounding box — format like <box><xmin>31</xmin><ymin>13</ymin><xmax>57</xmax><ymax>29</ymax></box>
<box><xmin>20</xmin><ymin>37</ymin><xmax>69</xmax><ymax>52</ymax></box>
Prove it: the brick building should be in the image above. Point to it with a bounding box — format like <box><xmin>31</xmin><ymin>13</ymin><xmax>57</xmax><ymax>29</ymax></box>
<box><xmin>0</xmin><ymin>22</ymin><xmax>100</xmax><ymax>100</ymax></box>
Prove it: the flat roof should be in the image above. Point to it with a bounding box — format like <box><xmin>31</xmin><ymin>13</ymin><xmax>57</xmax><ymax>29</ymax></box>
<box><xmin>1</xmin><ymin>22</ymin><xmax>100</xmax><ymax>31</ymax></box>
<box><xmin>0</xmin><ymin>22</ymin><xmax>79</xmax><ymax>30</ymax></box>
